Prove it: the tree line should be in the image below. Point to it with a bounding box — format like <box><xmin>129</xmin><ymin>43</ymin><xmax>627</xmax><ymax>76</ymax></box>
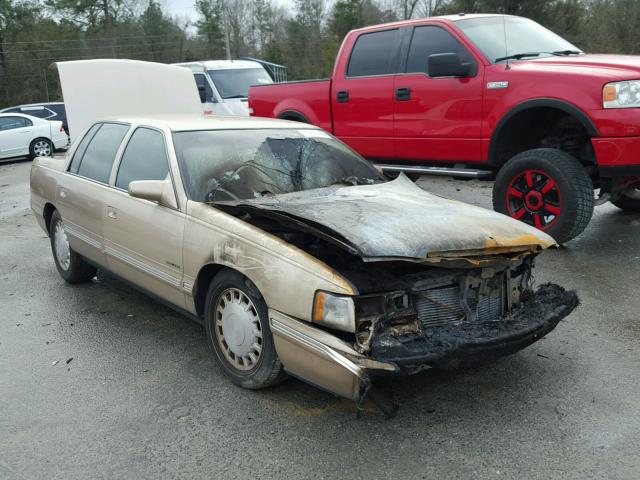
<box><xmin>1</xmin><ymin>0</ymin><xmax>639</xmax><ymax>108</ymax></box>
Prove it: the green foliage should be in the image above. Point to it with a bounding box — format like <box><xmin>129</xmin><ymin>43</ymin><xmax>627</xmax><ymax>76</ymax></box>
<box><xmin>2</xmin><ymin>0</ymin><xmax>640</xmax><ymax>108</ymax></box>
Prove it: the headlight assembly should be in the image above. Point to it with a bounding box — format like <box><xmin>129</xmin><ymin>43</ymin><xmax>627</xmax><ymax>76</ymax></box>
<box><xmin>312</xmin><ymin>291</ymin><xmax>356</xmax><ymax>332</ymax></box>
<box><xmin>603</xmin><ymin>80</ymin><xmax>640</xmax><ymax>108</ymax></box>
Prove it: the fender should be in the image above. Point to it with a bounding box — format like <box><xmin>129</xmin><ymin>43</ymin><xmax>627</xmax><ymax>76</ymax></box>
<box><xmin>277</xmin><ymin>110</ymin><xmax>310</xmax><ymax>124</ymax></box>
<box><xmin>488</xmin><ymin>98</ymin><xmax>600</xmax><ymax>167</ymax></box>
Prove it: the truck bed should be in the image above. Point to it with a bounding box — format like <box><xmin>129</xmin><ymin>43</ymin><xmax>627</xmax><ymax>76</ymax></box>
<box><xmin>249</xmin><ymin>79</ymin><xmax>333</xmax><ymax>133</ymax></box>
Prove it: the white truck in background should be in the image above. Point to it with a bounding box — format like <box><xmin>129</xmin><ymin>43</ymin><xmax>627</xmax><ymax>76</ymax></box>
<box><xmin>174</xmin><ymin>59</ymin><xmax>279</xmax><ymax>116</ymax></box>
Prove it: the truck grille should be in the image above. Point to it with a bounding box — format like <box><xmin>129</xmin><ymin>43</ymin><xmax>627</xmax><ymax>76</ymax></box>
<box><xmin>414</xmin><ymin>281</ymin><xmax>505</xmax><ymax>329</ymax></box>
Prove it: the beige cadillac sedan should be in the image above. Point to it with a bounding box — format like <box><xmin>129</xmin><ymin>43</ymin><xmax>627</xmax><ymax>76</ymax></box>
<box><xmin>30</xmin><ymin>114</ymin><xmax>578</xmax><ymax>414</ymax></box>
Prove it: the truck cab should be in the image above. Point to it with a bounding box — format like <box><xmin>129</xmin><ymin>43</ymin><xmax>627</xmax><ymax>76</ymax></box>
<box><xmin>249</xmin><ymin>14</ymin><xmax>640</xmax><ymax>244</ymax></box>
<box><xmin>175</xmin><ymin>60</ymin><xmax>273</xmax><ymax>116</ymax></box>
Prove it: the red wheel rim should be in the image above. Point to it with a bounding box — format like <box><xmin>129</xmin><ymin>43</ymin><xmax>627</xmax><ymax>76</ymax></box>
<box><xmin>506</xmin><ymin>169</ymin><xmax>562</xmax><ymax>231</ymax></box>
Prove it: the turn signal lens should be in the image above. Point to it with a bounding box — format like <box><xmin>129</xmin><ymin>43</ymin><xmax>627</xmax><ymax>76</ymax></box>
<box><xmin>312</xmin><ymin>291</ymin><xmax>356</xmax><ymax>332</ymax></box>
<box><xmin>603</xmin><ymin>84</ymin><xmax>617</xmax><ymax>103</ymax></box>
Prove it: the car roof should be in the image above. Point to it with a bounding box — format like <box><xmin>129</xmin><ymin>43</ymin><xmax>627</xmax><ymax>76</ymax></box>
<box><xmin>0</xmin><ymin>102</ymin><xmax>63</xmax><ymax>110</ymax></box>
<box><xmin>93</xmin><ymin>114</ymin><xmax>320</xmax><ymax>132</ymax></box>
<box><xmin>174</xmin><ymin>60</ymin><xmax>264</xmax><ymax>71</ymax></box>
<box><xmin>0</xmin><ymin>112</ymin><xmax>46</xmax><ymax>122</ymax></box>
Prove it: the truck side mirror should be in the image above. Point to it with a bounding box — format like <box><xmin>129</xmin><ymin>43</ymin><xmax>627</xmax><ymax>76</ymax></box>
<box><xmin>428</xmin><ymin>53</ymin><xmax>472</xmax><ymax>78</ymax></box>
<box><xmin>196</xmin><ymin>84</ymin><xmax>206</xmax><ymax>103</ymax></box>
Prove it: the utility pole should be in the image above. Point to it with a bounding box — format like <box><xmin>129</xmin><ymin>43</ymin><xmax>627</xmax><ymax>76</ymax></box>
<box><xmin>221</xmin><ymin>0</ymin><xmax>232</xmax><ymax>60</ymax></box>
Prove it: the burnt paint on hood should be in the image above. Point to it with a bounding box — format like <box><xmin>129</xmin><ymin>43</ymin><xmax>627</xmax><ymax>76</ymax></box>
<box><xmin>214</xmin><ymin>175</ymin><xmax>556</xmax><ymax>260</ymax></box>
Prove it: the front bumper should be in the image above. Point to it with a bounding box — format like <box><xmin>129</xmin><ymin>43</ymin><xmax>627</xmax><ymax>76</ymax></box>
<box><xmin>270</xmin><ymin>284</ymin><xmax>578</xmax><ymax>403</ymax></box>
<box><xmin>370</xmin><ymin>284</ymin><xmax>578</xmax><ymax>371</ymax></box>
<box><xmin>592</xmin><ymin>136</ymin><xmax>640</xmax><ymax>172</ymax></box>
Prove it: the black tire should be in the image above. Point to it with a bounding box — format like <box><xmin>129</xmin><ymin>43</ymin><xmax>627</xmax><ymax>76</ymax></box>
<box><xmin>49</xmin><ymin>210</ymin><xmax>97</xmax><ymax>283</ymax></box>
<box><xmin>29</xmin><ymin>138</ymin><xmax>53</xmax><ymax>158</ymax></box>
<box><xmin>611</xmin><ymin>189</ymin><xmax>640</xmax><ymax>212</ymax></box>
<box><xmin>493</xmin><ymin>148</ymin><xmax>594</xmax><ymax>244</ymax></box>
<box><xmin>204</xmin><ymin>269</ymin><xmax>286</xmax><ymax>389</ymax></box>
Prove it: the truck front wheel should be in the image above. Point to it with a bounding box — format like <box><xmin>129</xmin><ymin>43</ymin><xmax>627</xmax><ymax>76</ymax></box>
<box><xmin>611</xmin><ymin>188</ymin><xmax>640</xmax><ymax>212</ymax></box>
<box><xmin>493</xmin><ymin>148</ymin><xmax>594</xmax><ymax>244</ymax></box>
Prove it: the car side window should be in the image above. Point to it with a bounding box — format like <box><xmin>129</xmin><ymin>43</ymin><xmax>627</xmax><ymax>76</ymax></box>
<box><xmin>194</xmin><ymin>73</ymin><xmax>214</xmax><ymax>103</ymax></box>
<box><xmin>0</xmin><ymin>116</ymin><xmax>31</xmax><ymax>130</ymax></box>
<box><xmin>76</xmin><ymin>123</ymin><xmax>129</xmax><ymax>183</ymax></box>
<box><xmin>69</xmin><ymin>124</ymin><xmax>101</xmax><ymax>173</ymax></box>
<box><xmin>21</xmin><ymin>107</ymin><xmax>50</xmax><ymax>119</ymax></box>
<box><xmin>347</xmin><ymin>29</ymin><xmax>401</xmax><ymax>77</ymax></box>
<box><xmin>115</xmin><ymin>127</ymin><xmax>170</xmax><ymax>190</ymax></box>
<box><xmin>406</xmin><ymin>26</ymin><xmax>476</xmax><ymax>75</ymax></box>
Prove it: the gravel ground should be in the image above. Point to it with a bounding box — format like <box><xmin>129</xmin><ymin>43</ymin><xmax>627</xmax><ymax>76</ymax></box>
<box><xmin>1</xmin><ymin>159</ymin><xmax>639</xmax><ymax>480</ymax></box>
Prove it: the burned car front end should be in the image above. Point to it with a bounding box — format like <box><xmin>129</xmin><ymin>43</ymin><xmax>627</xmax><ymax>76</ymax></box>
<box><xmin>173</xmin><ymin>126</ymin><xmax>578</xmax><ymax>410</ymax></box>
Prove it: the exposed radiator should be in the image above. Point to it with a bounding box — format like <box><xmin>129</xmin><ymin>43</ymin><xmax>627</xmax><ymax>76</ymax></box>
<box><xmin>414</xmin><ymin>280</ymin><xmax>505</xmax><ymax>329</ymax></box>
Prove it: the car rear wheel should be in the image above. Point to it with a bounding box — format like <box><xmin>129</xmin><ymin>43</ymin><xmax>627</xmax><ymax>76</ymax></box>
<box><xmin>205</xmin><ymin>270</ymin><xmax>286</xmax><ymax>389</ymax></box>
<box><xmin>49</xmin><ymin>210</ymin><xmax>97</xmax><ymax>283</ymax></box>
<box><xmin>493</xmin><ymin>148</ymin><xmax>594</xmax><ymax>244</ymax></box>
<box><xmin>611</xmin><ymin>188</ymin><xmax>640</xmax><ymax>212</ymax></box>
<box><xmin>30</xmin><ymin>138</ymin><xmax>53</xmax><ymax>158</ymax></box>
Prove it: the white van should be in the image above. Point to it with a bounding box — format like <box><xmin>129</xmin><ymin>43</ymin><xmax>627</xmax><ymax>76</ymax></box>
<box><xmin>174</xmin><ymin>60</ymin><xmax>273</xmax><ymax>116</ymax></box>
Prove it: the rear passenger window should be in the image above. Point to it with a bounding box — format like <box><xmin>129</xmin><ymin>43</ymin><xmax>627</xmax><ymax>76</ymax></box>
<box><xmin>115</xmin><ymin>128</ymin><xmax>170</xmax><ymax>190</ymax></box>
<box><xmin>69</xmin><ymin>124</ymin><xmax>101</xmax><ymax>174</ymax></box>
<box><xmin>406</xmin><ymin>26</ymin><xmax>476</xmax><ymax>75</ymax></box>
<box><xmin>76</xmin><ymin>123</ymin><xmax>129</xmax><ymax>183</ymax></box>
<box><xmin>347</xmin><ymin>29</ymin><xmax>401</xmax><ymax>77</ymax></box>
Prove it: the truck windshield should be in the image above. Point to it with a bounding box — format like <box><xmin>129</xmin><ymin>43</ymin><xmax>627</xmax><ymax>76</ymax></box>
<box><xmin>207</xmin><ymin>68</ymin><xmax>273</xmax><ymax>99</ymax></box>
<box><xmin>456</xmin><ymin>16</ymin><xmax>582</xmax><ymax>63</ymax></box>
<box><xmin>173</xmin><ymin>128</ymin><xmax>383</xmax><ymax>203</ymax></box>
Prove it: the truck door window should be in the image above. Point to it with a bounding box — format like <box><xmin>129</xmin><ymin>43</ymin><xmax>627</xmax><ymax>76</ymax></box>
<box><xmin>347</xmin><ymin>29</ymin><xmax>401</xmax><ymax>77</ymax></box>
<box><xmin>406</xmin><ymin>26</ymin><xmax>476</xmax><ymax>75</ymax></box>
<box><xmin>115</xmin><ymin>127</ymin><xmax>170</xmax><ymax>190</ymax></box>
<box><xmin>76</xmin><ymin>123</ymin><xmax>129</xmax><ymax>184</ymax></box>
<box><xmin>194</xmin><ymin>73</ymin><xmax>213</xmax><ymax>103</ymax></box>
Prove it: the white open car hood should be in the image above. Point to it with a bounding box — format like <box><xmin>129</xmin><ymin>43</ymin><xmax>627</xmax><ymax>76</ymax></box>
<box><xmin>56</xmin><ymin>59</ymin><xmax>202</xmax><ymax>141</ymax></box>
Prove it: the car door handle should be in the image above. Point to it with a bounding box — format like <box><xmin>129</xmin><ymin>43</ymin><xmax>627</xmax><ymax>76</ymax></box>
<box><xmin>107</xmin><ymin>207</ymin><xmax>118</xmax><ymax>220</ymax></box>
<box><xmin>336</xmin><ymin>90</ymin><xmax>349</xmax><ymax>103</ymax></box>
<box><xmin>395</xmin><ymin>87</ymin><xmax>411</xmax><ymax>101</ymax></box>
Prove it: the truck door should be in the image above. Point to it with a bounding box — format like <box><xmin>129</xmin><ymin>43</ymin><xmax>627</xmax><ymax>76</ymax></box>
<box><xmin>331</xmin><ymin>28</ymin><xmax>401</xmax><ymax>161</ymax></box>
<box><xmin>393</xmin><ymin>25</ymin><xmax>484</xmax><ymax>163</ymax></box>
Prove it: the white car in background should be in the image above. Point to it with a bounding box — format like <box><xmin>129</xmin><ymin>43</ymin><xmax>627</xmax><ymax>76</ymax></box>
<box><xmin>174</xmin><ymin>60</ymin><xmax>274</xmax><ymax>116</ymax></box>
<box><xmin>0</xmin><ymin>113</ymin><xmax>68</xmax><ymax>161</ymax></box>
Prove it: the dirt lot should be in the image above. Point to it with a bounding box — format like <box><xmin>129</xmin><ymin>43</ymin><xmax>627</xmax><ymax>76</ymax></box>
<box><xmin>1</xmin><ymin>159</ymin><xmax>639</xmax><ymax>479</ymax></box>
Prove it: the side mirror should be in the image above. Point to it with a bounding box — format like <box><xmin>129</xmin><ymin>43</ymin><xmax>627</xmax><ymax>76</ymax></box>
<box><xmin>428</xmin><ymin>53</ymin><xmax>472</xmax><ymax>78</ymax></box>
<box><xmin>128</xmin><ymin>179</ymin><xmax>177</xmax><ymax>209</ymax></box>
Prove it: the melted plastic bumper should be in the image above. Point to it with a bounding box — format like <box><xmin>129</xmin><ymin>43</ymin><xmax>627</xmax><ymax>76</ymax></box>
<box><xmin>370</xmin><ymin>284</ymin><xmax>578</xmax><ymax>372</ymax></box>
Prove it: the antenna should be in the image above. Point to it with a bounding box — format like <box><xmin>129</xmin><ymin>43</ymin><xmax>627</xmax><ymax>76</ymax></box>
<box><xmin>502</xmin><ymin>14</ymin><xmax>510</xmax><ymax>70</ymax></box>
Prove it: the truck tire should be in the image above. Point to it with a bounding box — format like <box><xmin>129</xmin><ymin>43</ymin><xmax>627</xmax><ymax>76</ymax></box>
<box><xmin>493</xmin><ymin>148</ymin><xmax>594</xmax><ymax>244</ymax></box>
<box><xmin>204</xmin><ymin>269</ymin><xmax>287</xmax><ymax>390</ymax></box>
<box><xmin>611</xmin><ymin>188</ymin><xmax>640</xmax><ymax>212</ymax></box>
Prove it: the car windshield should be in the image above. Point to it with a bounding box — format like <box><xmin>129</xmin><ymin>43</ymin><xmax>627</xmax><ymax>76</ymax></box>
<box><xmin>207</xmin><ymin>68</ymin><xmax>273</xmax><ymax>99</ymax></box>
<box><xmin>173</xmin><ymin>129</ymin><xmax>383</xmax><ymax>203</ymax></box>
<box><xmin>456</xmin><ymin>16</ymin><xmax>582</xmax><ymax>63</ymax></box>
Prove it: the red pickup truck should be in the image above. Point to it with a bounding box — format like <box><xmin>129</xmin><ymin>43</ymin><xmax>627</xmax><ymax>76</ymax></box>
<box><xmin>249</xmin><ymin>13</ymin><xmax>640</xmax><ymax>243</ymax></box>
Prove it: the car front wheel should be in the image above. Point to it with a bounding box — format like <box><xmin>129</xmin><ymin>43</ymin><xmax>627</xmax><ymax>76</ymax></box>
<box><xmin>30</xmin><ymin>138</ymin><xmax>53</xmax><ymax>158</ymax></box>
<box><xmin>493</xmin><ymin>148</ymin><xmax>594</xmax><ymax>244</ymax></box>
<box><xmin>205</xmin><ymin>270</ymin><xmax>286</xmax><ymax>389</ymax></box>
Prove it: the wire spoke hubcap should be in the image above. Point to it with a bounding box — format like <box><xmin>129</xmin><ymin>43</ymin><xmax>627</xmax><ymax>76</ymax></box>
<box><xmin>53</xmin><ymin>220</ymin><xmax>71</xmax><ymax>271</ymax></box>
<box><xmin>34</xmin><ymin>141</ymin><xmax>51</xmax><ymax>157</ymax></box>
<box><xmin>215</xmin><ymin>288</ymin><xmax>263</xmax><ymax>372</ymax></box>
<box><xmin>506</xmin><ymin>169</ymin><xmax>562</xmax><ymax>231</ymax></box>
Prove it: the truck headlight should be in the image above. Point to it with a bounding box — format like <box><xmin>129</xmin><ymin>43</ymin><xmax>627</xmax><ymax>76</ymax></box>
<box><xmin>312</xmin><ymin>291</ymin><xmax>356</xmax><ymax>332</ymax></box>
<box><xmin>603</xmin><ymin>80</ymin><xmax>640</xmax><ymax>108</ymax></box>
